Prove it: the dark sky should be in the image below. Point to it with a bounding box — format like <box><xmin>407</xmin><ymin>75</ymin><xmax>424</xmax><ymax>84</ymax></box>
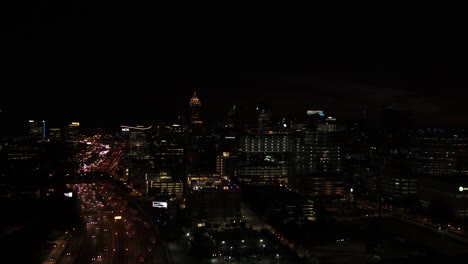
<box><xmin>2</xmin><ymin>2</ymin><xmax>467</xmax><ymax>130</ymax></box>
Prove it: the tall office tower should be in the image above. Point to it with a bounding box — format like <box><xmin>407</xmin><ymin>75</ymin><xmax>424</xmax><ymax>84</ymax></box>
<box><xmin>343</xmin><ymin>115</ymin><xmax>374</xmax><ymax>199</ymax></box>
<box><xmin>153</xmin><ymin>123</ymin><xmax>187</xmax><ymax>181</ymax></box>
<box><xmin>306</xmin><ymin>110</ymin><xmax>326</xmax><ymax>130</ymax></box>
<box><xmin>187</xmin><ymin>91</ymin><xmax>215</xmax><ymax>174</ymax></box>
<box><xmin>381</xmin><ymin>106</ymin><xmax>411</xmax><ymax>154</ymax></box>
<box><xmin>28</xmin><ymin>120</ymin><xmax>39</xmax><ymax>138</ymax></box>
<box><xmin>255</xmin><ymin>102</ymin><xmax>272</xmax><ymax>129</ymax></box>
<box><xmin>42</xmin><ymin>120</ymin><xmax>46</xmax><ymax>140</ymax></box>
<box><xmin>120</xmin><ymin>125</ymin><xmax>151</xmax><ymax>160</ymax></box>
<box><xmin>377</xmin><ymin>106</ymin><xmax>415</xmax><ymax>201</ymax></box>
<box><xmin>409</xmin><ymin>128</ymin><xmax>468</xmax><ymax>176</ymax></box>
<box><xmin>215</xmin><ymin>105</ymin><xmax>241</xmax><ymax>177</ymax></box>
<box><xmin>290</xmin><ymin>119</ymin><xmax>347</xmax><ymax>197</ymax></box>
<box><xmin>65</xmin><ymin>122</ymin><xmax>80</xmax><ymax>141</ymax></box>
<box><xmin>187</xmin><ymin>133</ymin><xmax>217</xmax><ymax>174</ymax></box>
<box><xmin>225</xmin><ymin>104</ymin><xmax>241</xmax><ymax>130</ymax></box>
<box><xmin>214</xmin><ymin>134</ymin><xmax>238</xmax><ymax>178</ymax></box>
<box><xmin>236</xmin><ymin>130</ymin><xmax>290</xmax><ymax>185</ymax></box>
<box><xmin>189</xmin><ymin>91</ymin><xmax>203</xmax><ymax>126</ymax></box>
<box><xmin>186</xmin><ymin>175</ymin><xmax>241</xmax><ymax>226</ymax></box>
<box><xmin>28</xmin><ymin>120</ymin><xmax>45</xmax><ymax>140</ymax></box>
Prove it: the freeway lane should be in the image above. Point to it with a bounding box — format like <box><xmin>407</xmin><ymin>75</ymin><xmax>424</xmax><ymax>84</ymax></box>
<box><xmin>53</xmin><ymin>182</ymin><xmax>168</xmax><ymax>264</ymax></box>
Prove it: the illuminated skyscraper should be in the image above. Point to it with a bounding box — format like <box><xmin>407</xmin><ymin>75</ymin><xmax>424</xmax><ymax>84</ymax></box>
<box><xmin>65</xmin><ymin>122</ymin><xmax>80</xmax><ymax>141</ymax></box>
<box><xmin>28</xmin><ymin>120</ymin><xmax>46</xmax><ymax>140</ymax></box>
<box><xmin>186</xmin><ymin>91</ymin><xmax>214</xmax><ymax>173</ymax></box>
<box><xmin>120</xmin><ymin>125</ymin><xmax>151</xmax><ymax>159</ymax></box>
<box><xmin>237</xmin><ymin>130</ymin><xmax>290</xmax><ymax>185</ymax></box>
<box><xmin>226</xmin><ymin>104</ymin><xmax>241</xmax><ymax>130</ymax></box>
<box><xmin>189</xmin><ymin>91</ymin><xmax>203</xmax><ymax>126</ymax></box>
<box><xmin>42</xmin><ymin>120</ymin><xmax>46</xmax><ymax>140</ymax></box>
<box><xmin>255</xmin><ymin>102</ymin><xmax>272</xmax><ymax>129</ymax></box>
<box><xmin>28</xmin><ymin>120</ymin><xmax>39</xmax><ymax>138</ymax></box>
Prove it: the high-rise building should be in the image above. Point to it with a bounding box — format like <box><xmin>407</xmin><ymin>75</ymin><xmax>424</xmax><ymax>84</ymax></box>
<box><xmin>28</xmin><ymin>120</ymin><xmax>45</xmax><ymax>140</ymax></box>
<box><xmin>120</xmin><ymin>125</ymin><xmax>151</xmax><ymax>160</ymax></box>
<box><xmin>290</xmin><ymin>127</ymin><xmax>346</xmax><ymax>197</ymax></box>
<box><xmin>226</xmin><ymin>104</ymin><xmax>241</xmax><ymax>130</ymax></box>
<box><xmin>306</xmin><ymin>110</ymin><xmax>326</xmax><ymax>130</ymax></box>
<box><xmin>236</xmin><ymin>130</ymin><xmax>290</xmax><ymax>185</ymax></box>
<box><xmin>381</xmin><ymin>106</ymin><xmax>411</xmax><ymax>154</ymax></box>
<box><xmin>215</xmin><ymin>134</ymin><xmax>238</xmax><ymax>178</ymax></box>
<box><xmin>189</xmin><ymin>91</ymin><xmax>203</xmax><ymax>126</ymax></box>
<box><xmin>186</xmin><ymin>91</ymin><xmax>215</xmax><ymax>174</ymax></box>
<box><xmin>381</xmin><ymin>158</ymin><xmax>417</xmax><ymax>199</ymax></box>
<box><xmin>186</xmin><ymin>174</ymin><xmax>241</xmax><ymax>225</ymax></box>
<box><xmin>42</xmin><ymin>120</ymin><xmax>46</xmax><ymax>140</ymax></box>
<box><xmin>409</xmin><ymin>128</ymin><xmax>468</xmax><ymax>176</ymax></box>
<box><xmin>376</xmin><ymin>106</ymin><xmax>416</xmax><ymax>202</ymax></box>
<box><xmin>28</xmin><ymin>120</ymin><xmax>39</xmax><ymax>139</ymax></box>
<box><xmin>255</xmin><ymin>102</ymin><xmax>272</xmax><ymax>129</ymax></box>
<box><xmin>65</xmin><ymin>122</ymin><xmax>80</xmax><ymax>141</ymax></box>
<box><xmin>152</xmin><ymin>123</ymin><xmax>187</xmax><ymax>181</ymax></box>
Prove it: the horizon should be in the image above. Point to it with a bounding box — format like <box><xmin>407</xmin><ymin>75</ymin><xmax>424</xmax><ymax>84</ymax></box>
<box><xmin>2</xmin><ymin>3</ymin><xmax>467</xmax><ymax>133</ymax></box>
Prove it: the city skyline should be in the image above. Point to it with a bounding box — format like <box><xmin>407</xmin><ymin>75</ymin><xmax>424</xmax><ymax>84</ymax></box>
<box><xmin>2</xmin><ymin>84</ymin><xmax>468</xmax><ymax>134</ymax></box>
<box><xmin>3</xmin><ymin>3</ymin><xmax>468</xmax><ymax>264</ymax></box>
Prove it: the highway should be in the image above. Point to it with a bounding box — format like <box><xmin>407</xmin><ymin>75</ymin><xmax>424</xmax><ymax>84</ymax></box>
<box><xmin>41</xmin><ymin>137</ymin><xmax>171</xmax><ymax>264</ymax></box>
<box><xmin>43</xmin><ymin>182</ymin><xmax>168</xmax><ymax>264</ymax></box>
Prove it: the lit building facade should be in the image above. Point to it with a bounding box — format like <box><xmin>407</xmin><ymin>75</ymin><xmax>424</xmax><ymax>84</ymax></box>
<box><xmin>381</xmin><ymin>160</ymin><xmax>418</xmax><ymax>199</ymax></box>
<box><xmin>189</xmin><ymin>91</ymin><xmax>203</xmax><ymax>126</ymax></box>
<box><xmin>409</xmin><ymin>128</ymin><xmax>468</xmax><ymax>176</ymax></box>
<box><xmin>120</xmin><ymin>125</ymin><xmax>151</xmax><ymax>160</ymax></box>
<box><xmin>226</xmin><ymin>104</ymin><xmax>241</xmax><ymax>130</ymax></box>
<box><xmin>290</xmin><ymin>126</ymin><xmax>346</xmax><ymax>197</ymax></box>
<box><xmin>255</xmin><ymin>102</ymin><xmax>272</xmax><ymax>129</ymax></box>
<box><xmin>28</xmin><ymin>120</ymin><xmax>46</xmax><ymax>140</ymax></box>
<box><xmin>152</xmin><ymin>123</ymin><xmax>187</xmax><ymax>181</ymax></box>
<box><xmin>236</xmin><ymin>130</ymin><xmax>290</xmax><ymax>185</ymax></box>
<box><xmin>146</xmin><ymin>171</ymin><xmax>184</xmax><ymax>200</ymax></box>
<box><xmin>186</xmin><ymin>174</ymin><xmax>241</xmax><ymax>225</ymax></box>
<box><xmin>65</xmin><ymin>122</ymin><xmax>80</xmax><ymax>141</ymax></box>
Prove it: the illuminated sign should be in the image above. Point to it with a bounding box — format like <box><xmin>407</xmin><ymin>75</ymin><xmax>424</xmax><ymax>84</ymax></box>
<box><xmin>459</xmin><ymin>186</ymin><xmax>468</xmax><ymax>192</ymax></box>
<box><xmin>114</xmin><ymin>216</ymin><xmax>122</xmax><ymax>220</ymax></box>
<box><xmin>64</xmin><ymin>192</ymin><xmax>73</xmax><ymax>198</ymax></box>
<box><xmin>121</xmin><ymin>128</ymin><xmax>129</xmax><ymax>132</ymax></box>
<box><xmin>307</xmin><ymin>110</ymin><xmax>324</xmax><ymax>116</ymax></box>
<box><xmin>152</xmin><ymin>201</ymin><xmax>168</xmax><ymax>208</ymax></box>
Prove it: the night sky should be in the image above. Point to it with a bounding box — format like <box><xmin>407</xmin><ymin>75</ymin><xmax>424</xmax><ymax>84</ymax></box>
<box><xmin>2</xmin><ymin>2</ymin><xmax>467</xmax><ymax>130</ymax></box>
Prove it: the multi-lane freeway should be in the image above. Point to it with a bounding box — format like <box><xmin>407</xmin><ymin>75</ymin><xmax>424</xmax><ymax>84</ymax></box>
<box><xmin>44</xmin><ymin>182</ymin><xmax>168</xmax><ymax>264</ymax></box>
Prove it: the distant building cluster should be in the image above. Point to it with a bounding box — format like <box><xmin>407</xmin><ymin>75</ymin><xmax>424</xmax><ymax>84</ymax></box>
<box><xmin>1</xmin><ymin>92</ymin><xmax>468</xmax><ymax>227</ymax></box>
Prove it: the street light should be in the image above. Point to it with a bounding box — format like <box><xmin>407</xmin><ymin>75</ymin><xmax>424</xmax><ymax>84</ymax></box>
<box><xmin>229</xmin><ymin>246</ymin><xmax>233</xmax><ymax>262</ymax></box>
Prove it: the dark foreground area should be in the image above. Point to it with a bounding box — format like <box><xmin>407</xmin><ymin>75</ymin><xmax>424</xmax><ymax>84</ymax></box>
<box><xmin>0</xmin><ymin>193</ymin><xmax>80</xmax><ymax>263</ymax></box>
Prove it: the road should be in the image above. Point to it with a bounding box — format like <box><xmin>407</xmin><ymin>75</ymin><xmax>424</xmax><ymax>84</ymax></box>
<box><xmin>43</xmin><ymin>182</ymin><xmax>168</xmax><ymax>264</ymax></box>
